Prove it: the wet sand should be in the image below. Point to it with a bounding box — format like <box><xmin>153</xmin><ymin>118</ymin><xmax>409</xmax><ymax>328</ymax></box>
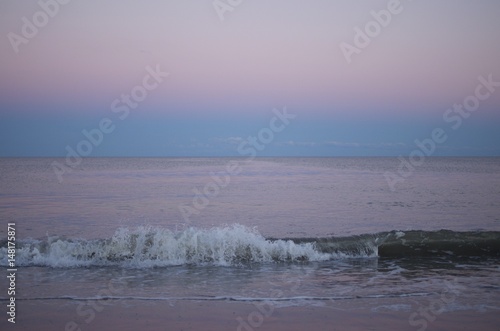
<box><xmin>2</xmin><ymin>298</ymin><xmax>499</xmax><ymax>331</ymax></box>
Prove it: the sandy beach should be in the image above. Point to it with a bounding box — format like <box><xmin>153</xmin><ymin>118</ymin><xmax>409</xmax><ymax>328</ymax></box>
<box><xmin>3</xmin><ymin>298</ymin><xmax>499</xmax><ymax>331</ymax></box>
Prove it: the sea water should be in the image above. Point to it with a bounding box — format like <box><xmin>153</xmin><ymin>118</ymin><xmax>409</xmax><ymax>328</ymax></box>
<box><xmin>0</xmin><ymin>157</ymin><xmax>499</xmax><ymax>319</ymax></box>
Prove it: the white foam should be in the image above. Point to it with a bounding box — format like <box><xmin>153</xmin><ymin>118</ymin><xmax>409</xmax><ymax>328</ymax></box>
<box><xmin>0</xmin><ymin>224</ymin><xmax>334</xmax><ymax>268</ymax></box>
<box><xmin>395</xmin><ymin>231</ymin><xmax>405</xmax><ymax>239</ymax></box>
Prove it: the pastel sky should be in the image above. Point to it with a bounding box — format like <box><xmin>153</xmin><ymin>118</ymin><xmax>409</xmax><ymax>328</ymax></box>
<box><xmin>1</xmin><ymin>0</ymin><xmax>499</xmax><ymax>157</ymax></box>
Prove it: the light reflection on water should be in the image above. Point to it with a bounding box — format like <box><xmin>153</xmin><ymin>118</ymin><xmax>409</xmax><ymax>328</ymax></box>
<box><xmin>1</xmin><ymin>157</ymin><xmax>499</xmax><ymax>239</ymax></box>
<box><xmin>5</xmin><ymin>256</ymin><xmax>499</xmax><ymax>312</ymax></box>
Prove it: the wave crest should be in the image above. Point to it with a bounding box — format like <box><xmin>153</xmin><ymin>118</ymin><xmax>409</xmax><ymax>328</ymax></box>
<box><xmin>0</xmin><ymin>225</ymin><xmax>335</xmax><ymax>267</ymax></box>
<box><xmin>2</xmin><ymin>225</ymin><xmax>498</xmax><ymax>268</ymax></box>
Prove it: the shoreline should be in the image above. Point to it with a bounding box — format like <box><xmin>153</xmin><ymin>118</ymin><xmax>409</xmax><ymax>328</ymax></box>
<box><xmin>1</xmin><ymin>298</ymin><xmax>499</xmax><ymax>331</ymax></box>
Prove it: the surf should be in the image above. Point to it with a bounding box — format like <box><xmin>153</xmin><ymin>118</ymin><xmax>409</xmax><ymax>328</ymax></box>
<box><xmin>1</xmin><ymin>224</ymin><xmax>498</xmax><ymax>268</ymax></box>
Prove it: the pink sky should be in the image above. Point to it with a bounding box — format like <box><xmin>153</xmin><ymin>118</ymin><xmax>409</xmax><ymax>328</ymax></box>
<box><xmin>1</xmin><ymin>0</ymin><xmax>499</xmax><ymax>156</ymax></box>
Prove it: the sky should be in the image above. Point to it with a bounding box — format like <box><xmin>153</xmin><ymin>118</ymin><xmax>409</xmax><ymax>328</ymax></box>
<box><xmin>0</xmin><ymin>0</ymin><xmax>499</xmax><ymax>157</ymax></box>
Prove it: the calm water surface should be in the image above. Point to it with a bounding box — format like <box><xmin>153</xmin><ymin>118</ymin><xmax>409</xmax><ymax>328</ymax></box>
<box><xmin>1</xmin><ymin>157</ymin><xmax>499</xmax><ymax>238</ymax></box>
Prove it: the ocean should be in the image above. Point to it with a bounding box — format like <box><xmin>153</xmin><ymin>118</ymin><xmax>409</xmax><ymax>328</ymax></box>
<box><xmin>1</xmin><ymin>157</ymin><xmax>499</xmax><ymax>329</ymax></box>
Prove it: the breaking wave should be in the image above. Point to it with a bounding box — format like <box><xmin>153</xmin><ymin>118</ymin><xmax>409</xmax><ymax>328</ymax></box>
<box><xmin>1</xmin><ymin>225</ymin><xmax>498</xmax><ymax>268</ymax></box>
